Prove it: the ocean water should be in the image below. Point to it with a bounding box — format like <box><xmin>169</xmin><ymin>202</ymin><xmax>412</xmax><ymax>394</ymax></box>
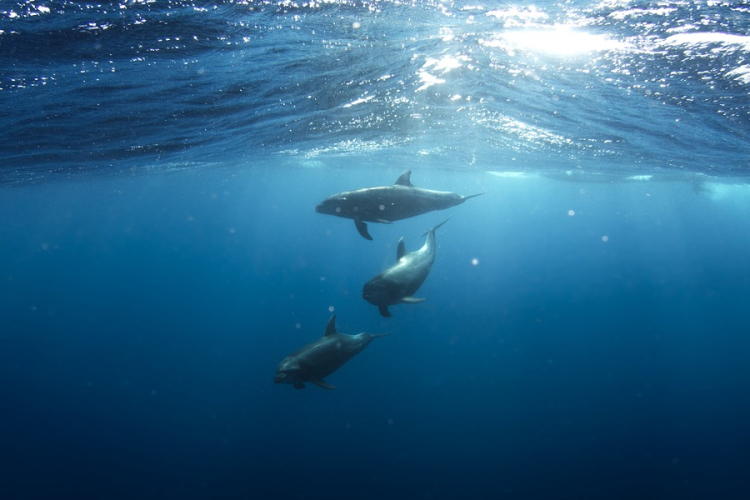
<box><xmin>2</xmin><ymin>1</ymin><xmax>750</xmax><ymax>499</ymax></box>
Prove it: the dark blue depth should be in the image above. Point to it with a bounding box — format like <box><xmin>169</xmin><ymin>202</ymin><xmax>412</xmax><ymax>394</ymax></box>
<box><xmin>2</xmin><ymin>167</ymin><xmax>750</xmax><ymax>499</ymax></box>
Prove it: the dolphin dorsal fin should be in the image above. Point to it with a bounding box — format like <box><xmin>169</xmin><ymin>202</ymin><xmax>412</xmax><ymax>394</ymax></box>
<box><xmin>324</xmin><ymin>315</ymin><xmax>337</xmax><ymax>337</ymax></box>
<box><xmin>394</xmin><ymin>170</ymin><xmax>413</xmax><ymax>187</ymax></box>
<box><xmin>396</xmin><ymin>237</ymin><xmax>406</xmax><ymax>260</ymax></box>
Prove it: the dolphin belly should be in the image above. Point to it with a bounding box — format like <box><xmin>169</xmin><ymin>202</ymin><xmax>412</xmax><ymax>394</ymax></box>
<box><xmin>379</xmin><ymin>256</ymin><xmax>432</xmax><ymax>298</ymax></box>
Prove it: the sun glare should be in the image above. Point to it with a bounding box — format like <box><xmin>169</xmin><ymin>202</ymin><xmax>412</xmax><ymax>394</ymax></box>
<box><xmin>483</xmin><ymin>25</ymin><xmax>626</xmax><ymax>57</ymax></box>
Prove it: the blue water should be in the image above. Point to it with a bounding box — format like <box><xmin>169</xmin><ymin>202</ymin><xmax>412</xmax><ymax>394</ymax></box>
<box><xmin>2</xmin><ymin>1</ymin><xmax>750</xmax><ymax>499</ymax></box>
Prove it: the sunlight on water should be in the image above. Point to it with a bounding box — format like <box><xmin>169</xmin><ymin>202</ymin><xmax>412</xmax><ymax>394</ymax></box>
<box><xmin>417</xmin><ymin>55</ymin><xmax>464</xmax><ymax>91</ymax></box>
<box><xmin>664</xmin><ymin>32</ymin><xmax>750</xmax><ymax>51</ymax></box>
<box><xmin>2</xmin><ymin>0</ymin><xmax>750</xmax><ymax>181</ymax></box>
<box><xmin>486</xmin><ymin>5</ymin><xmax>548</xmax><ymax>25</ymax></box>
<box><xmin>727</xmin><ymin>65</ymin><xmax>750</xmax><ymax>85</ymax></box>
<box><xmin>707</xmin><ymin>183</ymin><xmax>750</xmax><ymax>208</ymax></box>
<box><xmin>474</xmin><ymin>112</ymin><xmax>572</xmax><ymax>149</ymax></box>
<box><xmin>482</xmin><ymin>25</ymin><xmax>628</xmax><ymax>57</ymax></box>
<box><xmin>486</xmin><ymin>171</ymin><xmax>538</xmax><ymax>179</ymax></box>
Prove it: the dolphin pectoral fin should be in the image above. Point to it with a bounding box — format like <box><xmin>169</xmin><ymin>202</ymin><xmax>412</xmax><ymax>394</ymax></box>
<box><xmin>294</xmin><ymin>382</ymin><xmax>305</xmax><ymax>389</ymax></box>
<box><xmin>378</xmin><ymin>305</ymin><xmax>392</xmax><ymax>318</ymax></box>
<box><xmin>401</xmin><ymin>296</ymin><xmax>426</xmax><ymax>304</ymax></box>
<box><xmin>311</xmin><ymin>378</ymin><xmax>336</xmax><ymax>390</ymax></box>
<box><xmin>354</xmin><ymin>219</ymin><xmax>373</xmax><ymax>240</ymax></box>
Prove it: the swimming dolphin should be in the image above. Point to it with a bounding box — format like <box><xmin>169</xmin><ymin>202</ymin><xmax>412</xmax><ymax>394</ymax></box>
<box><xmin>362</xmin><ymin>218</ymin><xmax>449</xmax><ymax>317</ymax></box>
<box><xmin>315</xmin><ymin>170</ymin><xmax>483</xmax><ymax>240</ymax></box>
<box><xmin>274</xmin><ymin>315</ymin><xmax>387</xmax><ymax>390</ymax></box>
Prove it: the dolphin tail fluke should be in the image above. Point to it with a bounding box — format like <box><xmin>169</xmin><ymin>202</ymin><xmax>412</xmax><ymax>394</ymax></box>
<box><xmin>311</xmin><ymin>378</ymin><xmax>336</xmax><ymax>390</ymax></box>
<box><xmin>354</xmin><ymin>219</ymin><xmax>373</xmax><ymax>240</ymax></box>
<box><xmin>401</xmin><ymin>296</ymin><xmax>426</xmax><ymax>304</ymax></box>
<box><xmin>378</xmin><ymin>305</ymin><xmax>392</xmax><ymax>318</ymax></box>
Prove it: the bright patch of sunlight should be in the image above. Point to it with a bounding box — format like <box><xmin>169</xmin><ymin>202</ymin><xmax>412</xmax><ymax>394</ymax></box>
<box><xmin>416</xmin><ymin>55</ymin><xmax>464</xmax><ymax>91</ymax></box>
<box><xmin>486</xmin><ymin>171</ymin><xmax>537</xmax><ymax>179</ymax></box>
<box><xmin>707</xmin><ymin>183</ymin><xmax>750</xmax><ymax>206</ymax></box>
<box><xmin>482</xmin><ymin>25</ymin><xmax>627</xmax><ymax>57</ymax></box>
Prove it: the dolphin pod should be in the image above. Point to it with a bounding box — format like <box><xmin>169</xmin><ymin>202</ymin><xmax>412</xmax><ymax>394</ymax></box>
<box><xmin>276</xmin><ymin>171</ymin><xmax>481</xmax><ymax>389</ymax></box>
<box><xmin>315</xmin><ymin>170</ymin><xmax>483</xmax><ymax>240</ymax></box>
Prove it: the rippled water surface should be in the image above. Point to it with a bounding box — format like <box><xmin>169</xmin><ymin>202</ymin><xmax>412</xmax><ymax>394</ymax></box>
<box><xmin>2</xmin><ymin>0</ymin><xmax>750</xmax><ymax>183</ymax></box>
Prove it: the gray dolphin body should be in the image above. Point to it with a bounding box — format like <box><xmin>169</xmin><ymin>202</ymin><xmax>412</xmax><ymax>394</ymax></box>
<box><xmin>315</xmin><ymin>170</ymin><xmax>483</xmax><ymax>240</ymax></box>
<box><xmin>363</xmin><ymin>219</ymin><xmax>449</xmax><ymax>318</ymax></box>
<box><xmin>274</xmin><ymin>315</ymin><xmax>386</xmax><ymax>390</ymax></box>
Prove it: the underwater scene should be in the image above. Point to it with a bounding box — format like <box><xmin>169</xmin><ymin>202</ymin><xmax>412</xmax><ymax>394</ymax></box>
<box><xmin>2</xmin><ymin>1</ymin><xmax>750</xmax><ymax>499</ymax></box>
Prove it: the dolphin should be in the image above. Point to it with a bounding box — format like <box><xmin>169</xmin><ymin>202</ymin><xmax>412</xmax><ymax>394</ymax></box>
<box><xmin>363</xmin><ymin>218</ymin><xmax>449</xmax><ymax>318</ymax></box>
<box><xmin>315</xmin><ymin>170</ymin><xmax>483</xmax><ymax>240</ymax></box>
<box><xmin>274</xmin><ymin>315</ymin><xmax>387</xmax><ymax>390</ymax></box>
